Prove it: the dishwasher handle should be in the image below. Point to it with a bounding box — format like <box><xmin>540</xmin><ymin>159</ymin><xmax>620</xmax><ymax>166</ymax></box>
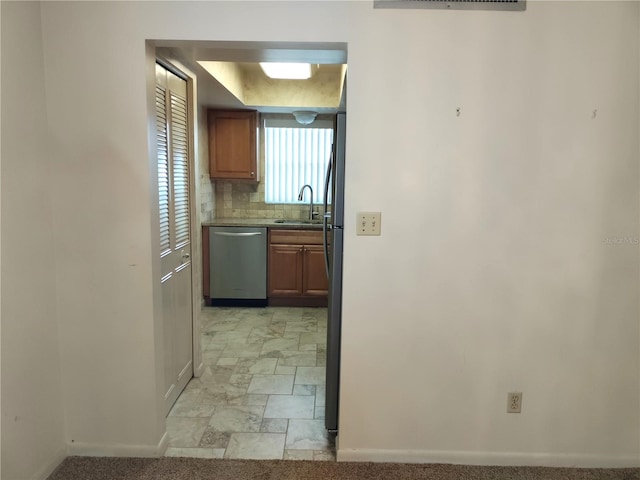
<box><xmin>212</xmin><ymin>231</ymin><xmax>263</xmax><ymax>237</ymax></box>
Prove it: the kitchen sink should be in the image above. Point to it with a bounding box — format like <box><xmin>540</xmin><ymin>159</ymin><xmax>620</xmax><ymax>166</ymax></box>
<box><xmin>274</xmin><ymin>219</ymin><xmax>323</xmax><ymax>225</ymax></box>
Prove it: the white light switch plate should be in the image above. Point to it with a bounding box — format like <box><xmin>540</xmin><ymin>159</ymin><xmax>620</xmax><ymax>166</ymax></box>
<box><xmin>357</xmin><ymin>212</ymin><xmax>381</xmax><ymax>236</ymax></box>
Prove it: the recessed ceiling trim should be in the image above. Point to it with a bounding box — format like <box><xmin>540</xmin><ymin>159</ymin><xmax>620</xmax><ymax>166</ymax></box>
<box><xmin>374</xmin><ymin>0</ymin><xmax>526</xmax><ymax>11</ymax></box>
<box><xmin>154</xmin><ymin>40</ymin><xmax>348</xmax><ymax>64</ymax></box>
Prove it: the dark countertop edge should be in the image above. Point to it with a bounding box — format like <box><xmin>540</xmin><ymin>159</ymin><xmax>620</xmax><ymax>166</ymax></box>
<box><xmin>202</xmin><ymin>219</ymin><xmax>323</xmax><ymax>229</ymax></box>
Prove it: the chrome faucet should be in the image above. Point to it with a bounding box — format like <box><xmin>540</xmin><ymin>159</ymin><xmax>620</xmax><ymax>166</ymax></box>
<box><xmin>298</xmin><ymin>184</ymin><xmax>314</xmax><ymax>221</ymax></box>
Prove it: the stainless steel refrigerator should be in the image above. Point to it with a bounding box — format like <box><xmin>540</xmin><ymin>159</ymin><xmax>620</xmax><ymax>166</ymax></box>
<box><xmin>323</xmin><ymin>112</ymin><xmax>346</xmax><ymax>433</ymax></box>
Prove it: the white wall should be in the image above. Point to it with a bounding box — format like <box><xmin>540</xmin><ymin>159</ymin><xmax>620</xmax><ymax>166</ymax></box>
<box><xmin>339</xmin><ymin>1</ymin><xmax>639</xmax><ymax>466</ymax></box>
<box><xmin>1</xmin><ymin>2</ymin><xmax>66</xmax><ymax>479</ymax></box>
<box><xmin>39</xmin><ymin>5</ymin><xmax>165</xmax><ymax>453</ymax></box>
<box><xmin>1</xmin><ymin>1</ymin><xmax>636</xmax><ymax>477</ymax></box>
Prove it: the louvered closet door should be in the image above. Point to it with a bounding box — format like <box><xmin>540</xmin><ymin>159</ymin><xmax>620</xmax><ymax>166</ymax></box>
<box><xmin>156</xmin><ymin>63</ymin><xmax>193</xmax><ymax>415</ymax></box>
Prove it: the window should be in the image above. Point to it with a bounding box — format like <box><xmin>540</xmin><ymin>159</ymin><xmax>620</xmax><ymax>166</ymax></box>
<box><xmin>264</xmin><ymin>117</ymin><xmax>334</xmax><ymax>204</ymax></box>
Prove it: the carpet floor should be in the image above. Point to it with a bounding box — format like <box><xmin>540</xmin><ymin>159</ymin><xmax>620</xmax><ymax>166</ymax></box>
<box><xmin>47</xmin><ymin>456</ymin><xmax>639</xmax><ymax>480</ymax></box>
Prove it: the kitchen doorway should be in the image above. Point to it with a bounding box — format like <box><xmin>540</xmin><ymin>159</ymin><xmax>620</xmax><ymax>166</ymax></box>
<box><xmin>150</xmin><ymin>40</ymin><xmax>347</xmax><ymax>461</ymax></box>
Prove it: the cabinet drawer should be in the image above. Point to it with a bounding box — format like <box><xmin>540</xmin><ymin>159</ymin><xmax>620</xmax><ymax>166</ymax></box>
<box><xmin>269</xmin><ymin>229</ymin><xmax>323</xmax><ymax>245</ymax></box>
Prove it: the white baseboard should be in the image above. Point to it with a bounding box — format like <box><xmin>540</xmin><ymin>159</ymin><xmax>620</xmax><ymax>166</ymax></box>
<box><xmin>33</xmin><ymin>446</ymin><xmax>67</xmax><ymax>480</ymax></box>
<box><xmin>336</xmin><ymin>448</ymin><xmax>640</xmax><ymax>468</ymax></box>
<box><xmin>67</xmin><ymin>433</ymin><xmax>168</xmax><ymax>458</ymax></box>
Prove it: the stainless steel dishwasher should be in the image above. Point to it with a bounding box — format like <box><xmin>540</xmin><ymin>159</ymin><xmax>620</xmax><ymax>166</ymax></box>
<box><xmin>209</xmin><ymin>226</ymin><xmax>267</xmax><ymax>305</ymax></box>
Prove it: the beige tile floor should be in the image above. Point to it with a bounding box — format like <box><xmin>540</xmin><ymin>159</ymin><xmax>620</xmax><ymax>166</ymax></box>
<box><xmin>164</xmin><ymin>306</ymin><xmax>336</xmax><ymax>461</ymax></box>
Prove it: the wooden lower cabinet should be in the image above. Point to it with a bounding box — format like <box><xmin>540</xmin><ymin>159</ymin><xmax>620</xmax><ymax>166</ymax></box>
<box><xmin>302</xmin><ymin>245</ymin><xmax>328</xmax><ymax>297</ymax></box>
<box><xmin>268</xmin><ymin>244</ymin><xmax>303</xmax><ymax>296</ymax></box>
<box><xmin>268</xmin><ymin>229</ymin><xmax>328</xmax><ymax>306</ymax></box>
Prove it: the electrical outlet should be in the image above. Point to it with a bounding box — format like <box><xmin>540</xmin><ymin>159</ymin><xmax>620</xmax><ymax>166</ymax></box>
<box><xmin>356</xmin><ymin>212</ymin><xmax>382</xmax><ymax>236</ymax></box>
<box><xmin>507</xmin><ymin>392</ymin><xmax>522</xmax><ymax>413</ymax></box>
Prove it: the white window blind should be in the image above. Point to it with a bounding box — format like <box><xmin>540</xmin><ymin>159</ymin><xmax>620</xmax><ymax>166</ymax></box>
<box><xmin>264</xmin><ymin>119</ymin><xmax>334</xmax><ymax>204</ymax></box>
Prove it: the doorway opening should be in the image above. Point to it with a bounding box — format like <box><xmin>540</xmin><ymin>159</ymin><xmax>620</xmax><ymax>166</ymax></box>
<box><xmin>150</xmin><ymin>40</ymin><xmax>347</xmax><ymax>461</ymax></box>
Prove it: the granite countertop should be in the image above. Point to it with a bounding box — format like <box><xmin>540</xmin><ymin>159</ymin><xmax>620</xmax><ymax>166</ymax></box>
<box><xmin>202</xmin><ymin>218</ymin><xmax>323</xmax><ymax>229</ymax></box>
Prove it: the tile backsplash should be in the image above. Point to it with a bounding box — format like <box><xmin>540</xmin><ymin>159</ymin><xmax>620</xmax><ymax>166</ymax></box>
<box><xmin>200</xmin><ymin>173</ymin><xmax>215</xmax><ymax>223</ymax></box>
<box><xmin>214</xmin><ymin>181</ymin><xmax>324</xmax><ymax>220</ymax></box>
<box><xmin>198</xmin><ymin>105</ymin><xmax>216</xmax><ymax>224</ymax></box>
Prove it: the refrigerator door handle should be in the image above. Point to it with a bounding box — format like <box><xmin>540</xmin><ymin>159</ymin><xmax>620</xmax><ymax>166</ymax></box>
<box><xmin>323</xmin><ymin>214</ymin><xmax>330</xmax><ymax>278</ymax></box>
<box><xmin>323</xmin><ymin>151</ymin><xmax>333</xmax><ymax>214</ymax></box>
<box><xmin>322</xmin><ymin>153</ymin><xmax>333</xmax><ymax>279</ymax></box>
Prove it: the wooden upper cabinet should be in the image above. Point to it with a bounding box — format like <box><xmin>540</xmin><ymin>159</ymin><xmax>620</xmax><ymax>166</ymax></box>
<box><xmin>208</xmin><ymin>109</ymin><xmax>259</xmax><ymax>181</ymax></box>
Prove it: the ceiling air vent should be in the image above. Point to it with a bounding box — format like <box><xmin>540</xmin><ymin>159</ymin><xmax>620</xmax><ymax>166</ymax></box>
<box><xmin>374</xmin><ymin>0</ymin><xmax>526</xmax><ymax>11</ymax></box>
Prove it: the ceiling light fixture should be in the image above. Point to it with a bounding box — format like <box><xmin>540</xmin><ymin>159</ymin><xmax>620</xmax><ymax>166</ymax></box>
<box><xmin>292</xmin><ymin>111</ymin><xmax>318</xmax><ymax>125</ymax></box>
<box><xmin>260</xmin><ymin>62</ymin><xmax>312</xmax><ymax>80</ymax></box>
